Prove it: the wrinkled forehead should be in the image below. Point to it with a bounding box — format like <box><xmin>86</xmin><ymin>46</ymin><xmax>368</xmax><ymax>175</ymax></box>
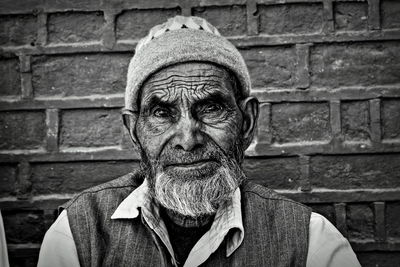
<box><xmin>139</xmin><ymin>62</ymin><xmax>237</xmax><ymax>106</ymax></box>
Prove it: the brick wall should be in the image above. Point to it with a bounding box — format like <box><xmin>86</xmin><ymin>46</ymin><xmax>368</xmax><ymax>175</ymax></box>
<box><xmin>0</xmin><ymin>0</ymin><xmax>399</xmax><ymax>266</ymax></box>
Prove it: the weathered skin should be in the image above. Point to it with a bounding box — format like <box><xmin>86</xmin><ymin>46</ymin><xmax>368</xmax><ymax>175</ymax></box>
<box><xmin>124</xmin><ymin>62</ymin><xmax>258</xmax><ymax>178</ymax></box>
<box><xmin>136</xmin><ymin>62</ymin><xmax>243</xmax><ymax>166</ymax></box>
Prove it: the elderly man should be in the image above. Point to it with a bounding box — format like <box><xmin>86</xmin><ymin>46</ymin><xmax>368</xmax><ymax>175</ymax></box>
<box><xmin>38</xmin><ymin>16</ymin><xmax>360</xmax><ymax>267</ymax></box>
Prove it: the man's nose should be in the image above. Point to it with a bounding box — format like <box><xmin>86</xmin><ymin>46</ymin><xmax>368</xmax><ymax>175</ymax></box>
<box><xmin>172</xmin><ymin>115</ymin><xmax>204</xmax><ymax>151</ymax></box>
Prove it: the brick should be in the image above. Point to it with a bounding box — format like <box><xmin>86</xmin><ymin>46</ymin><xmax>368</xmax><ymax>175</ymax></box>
<box><xmin>0</xmin><ymin>57</ymin><xmax>21</xmax><ymax>96</ymax></box>
<box><xmin>341</xmin><ymin>101</ymin><xmax>371</xmax><ymax>142</ymax></box>
<box><xmin>48</xmin><ymin>11</ymin><xmax>105</xmax><ymax>43</ymax></box>
<box><xmin>310</xmin><ymin>154</ymin><xmax>400</xmax><ymax>189</ymax></box>
<box><xmin>295</xmin><ymin>43</ymin><xmax>311</xmax><ymax>89</ymax></box>
<box><xmin>386</xmin><ymin>201</ymin><xmax>400</xmax><ymax>239</ymax></box>
<box><xmin>32</xmin><ymin>53</ymin><xmax>132</xmax><ymax>97</ymax></box>
<box><xmin>258</xmin><ymin>3</ymin><xmax>323</xmax><ymax>35</ymax></box>
<box><xmin>45</xmin><ymin>0</ymin><xmax>100</xmax><ymax>10</ymax></box>
<box><xmin>36</xmin><ymin>13</ymin><xmax>47</xmax><ymax>46</ymax></box>
<box><xmin>2</xmin><ymin>210</ymin><xmax>46</xmax><ymax>243</ymax></box>
<box><xmin>0</xmin><ymin>14</ymin><xmax>37</xmax><ymax>46</ymax></box>
<box><xmin>368</xmin><ymin>0</ymin><xmax>381</xmax><ymax>30</ymax></box>
<box><xmin>310</xmin><ymin>41</ymin><xmax>400</xmax><ymax>88</ymax></box>
<box><xmin>271</xmin><ymin>102</ymin><xmax>331</xmax><ymax>143</ymax></box>
<box><xmin>322</xmin><ymin>0</ymin><xmax>334</xmax><ymax>33</ymax></box>
<box><xmin>244</xmin><ymin>157</ymin><xmax>300</xmax><ymax>189</ymax></box>
<box><xmin>374</xmin><ymin>202</ymin><xmax>386</xmax><ymax>241</ymax></box>
<box><xmin>369</xmin><ymin>99</ymin><xmax>381</xmax><ymax>142</ymax></box>
<box><xmin>1</xmin><ymin>0</ymin><xmax>100</xmax><ymax>13</ymax></box>
<box><xmin>0</xmin><ymin>0</ymin><xmax>42</xmax><ymax>13</ymax></box>
<box><xmin>102</xmin><ymin>12</ymin><xmax>117</xmax><ymax>49</ymax></box>
<box><xmin>334</xmin><ymin>203</ymin><xmax>347</xmax><ymax>237</ymax></box>
<box><xmin>299</xmin><ymin>155</ymin><xmax>311</xmax><ymax>191</ymax></box>
<box><xmin>240</xmin><ymin>47</ymin><xmax>295</xmax><ymax>88</ymax></box>
<box><xmin>308</xmin><ymin>204</ymin><xmax>335</xmax><ymax>224</ymax></box>
<box><xmin>334</xmin><ymin>2</ymin><xmax>367</xmax><ymax>31</ymax></box>
<box><xmin>358</xmin><ymin>252</ymin><xmax>400</xmax><ymax>267</ymax></box>
<box><xmin>0</xmin><ymin>164</ymin><xmax>17</xmax><ymax>196</ymax></box>
<box><xmin>382</xmin><ymin>99</ymin><xmax>400</xmax><ymax>140</ymax></box>
<box><xmin>246</xmin><ymin>0</ymin><xmax>258</xmax><ymax>35</ymax></box>
<box><xmin>46</xmin><ymin>109</ymin><xmax>59</xmax><ymax>152</ymax></box>
<box><xmin>116</xmin><ymin>8</ymin><xmax>181</xmax><ymax>40</ymax></box>
<box><xmin>16</xmin><ymin>161</ymin><xmax>31</xmax><ymax>197</ymax></box>
<box><xmin>60</xmin><ymin>108</ymin><xmax>123</xmax><ymax>147</ymax></box>
<box><xmin>31</xmin><ymin>161</ymin><xmax>138</xmax><ymax>194</ymax></box>
<box><xmin>256</xmin><ymin>103</ymin><xmax>272</xmax><ymax>144</ymax></box>
<box><xmin>192</xmin><ymin>5</ymin><xmax>246</xmax><ymax>36</ymax></box>
<box><xmin>347</xmin><ymin>204</ymin><xmax>374</xmax><ymax>240</ymax></box>
<box><xmin>381</xmin><ymin>0</ymin><xmax>400</xmax><ymax>29</ymax></box>
<box><xmin>0</xmin><ymin>111</ymin><xmax>45</xmax><ymax>150</ymax></box>
<box><xmin>330</xmin><ymin>100</ymin><xmax>341</xmax><ymax>136</ymax></box>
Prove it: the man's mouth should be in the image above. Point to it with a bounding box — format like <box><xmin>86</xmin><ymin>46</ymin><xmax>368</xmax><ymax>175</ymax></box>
<box><xmin>165</xmin><ymin>159</ymin><xmax>218</xmax><ymax>169</ymax></box>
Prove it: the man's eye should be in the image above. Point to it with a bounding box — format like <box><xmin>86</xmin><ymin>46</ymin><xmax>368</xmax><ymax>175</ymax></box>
<box><xmin>153</xmin><ymin>108</ymin><xmax>170</xmax><ymax>118</ymax></box>
<box><xmin>202</xmin><ymin>103</ymin><xmax>223</xmax><ymax>113</ymax></box>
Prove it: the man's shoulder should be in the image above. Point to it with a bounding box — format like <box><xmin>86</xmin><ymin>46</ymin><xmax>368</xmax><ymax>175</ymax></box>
<box><xmin>61</xmin><ymin>169</ymin><xmax>144</xmax><ymax>211</ymax></box>
<box><xmin>78</xmin><ymin>170</ymin><xmax>143</xmax><ymax>194</ymax></box>
<box><xmin>241</xmin><ymin>181</ymin><xmax>310</xmax><ymax>210</ymax></box>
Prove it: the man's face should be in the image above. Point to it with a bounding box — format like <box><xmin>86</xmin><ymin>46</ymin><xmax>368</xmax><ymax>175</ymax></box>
<box><xmin>135</xmin><ymin>62</ymin><xmax>247</xmax><ymax>217</ymax></box>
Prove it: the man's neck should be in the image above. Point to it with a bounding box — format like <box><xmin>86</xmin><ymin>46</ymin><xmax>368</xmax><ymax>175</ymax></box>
<box><xmin>162</xmin><ymin>208</ymin><xmax>215</xmax><ymax>228</ymax></box>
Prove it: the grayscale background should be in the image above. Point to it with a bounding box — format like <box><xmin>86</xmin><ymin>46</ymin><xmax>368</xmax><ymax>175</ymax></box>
<box><xmin>0</xmin><ymin>0</ymin><xmax>399</xmax><ymax>266</ymax></box>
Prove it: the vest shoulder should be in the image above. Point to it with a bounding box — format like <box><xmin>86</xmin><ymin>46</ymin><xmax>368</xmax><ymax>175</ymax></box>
<box><xmin>61</xmin><ymin>170</ymin><xmax>144</xmax><ymax>211</ymax></box>
<box><xmin>242</xmin><ymin>181</ymin><xmax>310</xmax><ymax>210</ymax></box>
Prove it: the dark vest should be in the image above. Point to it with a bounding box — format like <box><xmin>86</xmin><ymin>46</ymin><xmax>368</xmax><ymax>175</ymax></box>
<box><xmin>62</xmin><ymin>171</ymin><xmax>311</xmax><ymax>267</ymax></box>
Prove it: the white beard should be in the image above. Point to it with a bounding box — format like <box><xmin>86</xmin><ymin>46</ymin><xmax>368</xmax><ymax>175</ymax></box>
<box><xmin>153</xmin><ymin>158</ymin><xmax>245</xmax><ymax>217</ymax></box>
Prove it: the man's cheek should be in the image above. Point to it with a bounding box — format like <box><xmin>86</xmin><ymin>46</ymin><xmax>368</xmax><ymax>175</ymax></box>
<box><xmin>203</xmin><ymin>129</ymin><xmax>238</xmax><ymax>153</ymax></box>
<box><xmin>204</xmin><ymin>119</ymin><xmax>240</xmax><ymax>140</ymax></box>
<box><xmin>143</xmin><ymin>120</ymin><xmax>172</xmax><ymax>136</ymax></box>
<box><xmin>138</xmin><ymin>122</ymin><xmax>172</xmax><ymax>154</ymax></box>
<box><xmin>141</xmin><ymin>130</ymin><xmax>173</xmax><ymax>161</ymax></box>
<box><xmin>141</xmin><ymin>137</ymin><xmax>162</xmax><ymax>160</ymax></box>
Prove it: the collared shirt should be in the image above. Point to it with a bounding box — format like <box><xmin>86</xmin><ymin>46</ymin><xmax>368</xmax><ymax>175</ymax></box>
<box><xmin>38</xmin><ymin>181</ymin><xmax>361</xmax><ymax>267</ymax></box>
<box><xmin>109</xmin><ymin>179</ymin><xmax>244</xmax><ymax>266</ymax></box>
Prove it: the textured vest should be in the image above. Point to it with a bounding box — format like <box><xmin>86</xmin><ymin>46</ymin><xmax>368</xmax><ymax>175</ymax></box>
<box><xmin>62</xmin><ymin>171</ymin><xmax>311</xmax><ymax>267</ymax></box>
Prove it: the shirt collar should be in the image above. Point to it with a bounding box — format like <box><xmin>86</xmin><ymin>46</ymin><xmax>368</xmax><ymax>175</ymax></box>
<box><xmin>111</xmin><ymin>179</ymin><xmax>244</xmax><ymax>263</ymax></box>
<box><xmin>110</xmin><ymin>178</ymin><xmax>150</xmax><ymax>219</ymax></box>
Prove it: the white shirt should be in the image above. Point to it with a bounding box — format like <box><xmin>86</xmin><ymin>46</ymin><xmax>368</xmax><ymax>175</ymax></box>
<box><xmin>38</xmin><ymin>181</ymin><xmax>360</xmax><ymax>267</ymax></box>
<box><xmin>0</xmin><ymin>210</ymin><xmax>10</xmax><ymax>267</ymax></box>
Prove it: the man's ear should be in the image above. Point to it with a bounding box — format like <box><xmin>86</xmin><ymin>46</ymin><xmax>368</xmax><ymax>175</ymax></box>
<box><xmin>239</xmin><ymin>96</ymin><xmax>259</xmax><ymax>149</ymax></box>
<box><xmin>122</xmin><ymin>109</ymin><xmax>139</xmax><ymax>146</ymax></box>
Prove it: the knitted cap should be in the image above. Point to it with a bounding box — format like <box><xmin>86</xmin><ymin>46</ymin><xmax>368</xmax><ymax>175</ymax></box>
<box><xmin>124</xmin><ymin>15</ymin><xmax>251</xmax><ymax>111</ymax></box>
